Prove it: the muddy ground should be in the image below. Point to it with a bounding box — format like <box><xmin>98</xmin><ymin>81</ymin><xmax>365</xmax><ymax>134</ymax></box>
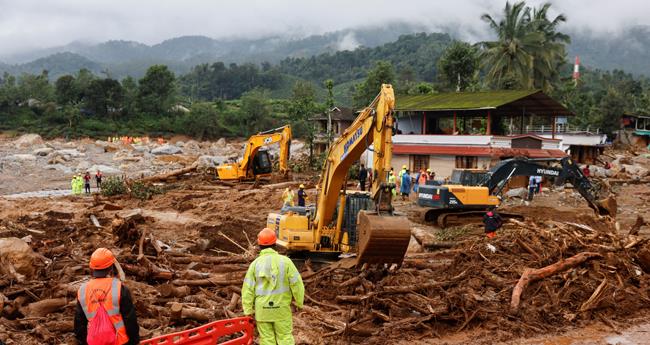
<box><xmin>1</xmin><ymin>135</ymin><xmax>650</xmax><ymax>345</ymax></box>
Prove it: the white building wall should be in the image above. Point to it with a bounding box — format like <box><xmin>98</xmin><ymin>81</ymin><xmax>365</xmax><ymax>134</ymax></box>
<box><xmin>428</xmin><ymin>155</ymin><xmax>457</xmax><ymax>179</ymax></box>
<box><xmin>539</xmin><ymin>133</ymin><xmax>606</xmax><ymax>151</ymax></box>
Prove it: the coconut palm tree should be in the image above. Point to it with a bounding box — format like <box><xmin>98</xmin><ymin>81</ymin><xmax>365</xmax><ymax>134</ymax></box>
<box><xmin>480</xmin><ymin>1</ymin><xmax>568</xmax><ymax>92</ymax></box>
<box><xmin>529</xmin><ymin>3</ymin><xmax>571</xmax><ymax>91</ymax></box>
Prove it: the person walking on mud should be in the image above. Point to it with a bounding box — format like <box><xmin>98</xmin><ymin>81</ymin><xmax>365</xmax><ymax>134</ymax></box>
<box><xmin>83</xmin><ymin>172</ymin><xmax>92</xmax><ymax>194</ymax></box>
<box><xmin>242</xmin><ymin>228</ymin><xmax>304</xmax><ymax>345</ymax></box>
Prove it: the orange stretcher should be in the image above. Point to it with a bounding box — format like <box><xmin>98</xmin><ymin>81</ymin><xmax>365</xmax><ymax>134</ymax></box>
<box><xmin>140</xmin><ymin>316</ymin><xmax>254</xmax><ymax>345</ymax></box>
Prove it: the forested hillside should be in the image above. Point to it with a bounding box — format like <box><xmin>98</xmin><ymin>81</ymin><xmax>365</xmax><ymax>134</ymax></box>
<box><xmin>2</xmin><ymin>2</ymin><xmax>650</xmax><ymax>143</ymax></box>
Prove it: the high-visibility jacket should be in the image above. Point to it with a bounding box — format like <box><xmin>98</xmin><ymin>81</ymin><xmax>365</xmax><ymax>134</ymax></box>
<box><xmin>242</xmin><ymin>248</ymin><xmax>304</xmax><ymax>322</ymax></box>
<box><xmin>77</xmin><ymin>278</ymin><xmax>129</xmax><ymax>345</ymax></box>
<box><xmin>281</xmin><ymin>189</ymin><xmax>294</xmax><ymax>207</ymax></box>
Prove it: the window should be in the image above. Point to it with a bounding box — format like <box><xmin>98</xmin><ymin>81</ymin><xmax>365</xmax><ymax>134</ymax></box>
<box><xmin>455</xmin><ymin>156</ymin><xmax>478</xmax><ymax>169</ymax></box>
<box><xmin>411</xmin><ymin>155</ymin><xmax>429</xmax><ymax>171</ymax></box>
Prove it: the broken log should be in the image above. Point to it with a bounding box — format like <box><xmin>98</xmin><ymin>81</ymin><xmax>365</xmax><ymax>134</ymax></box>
<box><xmin>159</xmin><ymin>284</ymin><xmax>191</xmax><ymax>298</ymax></box>
<box><xmin>169</xmin><ymin>302</ymin><xmax>213</xmax><ymax>322</ymax></box>
<box><xmin>141</xmin><ymin>162</ymin><xmax>199</xmax><ymax>183</ymax></box>
<box><xmin>511</xmin><ymin>252</ymin><xmax>602</xmax><ymax>310</ymax></box>
<box><xmin>172</xmin><ymin>272</ymin><xmax>245</xmax><ymax>286</ymax></box>
<box><xmin>121</xmin><ymin>262</ymin><xmax>173</xmax><ymax>280</ymax></box>
<box><xmin>168</xmin><ymin>256</ymin><xmax>250</xmax><ymax>265</ymax></box>
<box><xmin>19</xmin><ymin>298</ymin><xmax>68</xmax><ymax>318</ymax></box>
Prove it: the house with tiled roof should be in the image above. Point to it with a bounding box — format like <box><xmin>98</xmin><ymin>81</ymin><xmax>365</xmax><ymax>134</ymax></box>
<box><xmin>366</xmin><ymin>90</ymin><xmax>607</xmax><ymax>179</ymax></box>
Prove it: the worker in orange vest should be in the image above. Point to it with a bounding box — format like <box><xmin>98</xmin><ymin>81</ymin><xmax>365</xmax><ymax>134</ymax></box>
<box><xmin>74</xmin><ymin>248</ymin><xmax>139</xmax><ymax>345</ymax></box>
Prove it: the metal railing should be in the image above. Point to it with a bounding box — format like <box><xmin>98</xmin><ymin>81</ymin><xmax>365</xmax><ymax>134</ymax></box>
<box><xmin>508</xmin><ymin>124</ymin><xmax>601</xmax><ymax>135</ymax></box>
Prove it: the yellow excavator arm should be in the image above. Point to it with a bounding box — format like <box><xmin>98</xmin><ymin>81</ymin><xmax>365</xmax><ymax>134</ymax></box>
<box><xmin>269</xmin><ymin>85</ymin><xmax>410</xmax><ymax>266</ymax></box>
<box><xmin>217</xmin><ymin>125</ymin><xmax>292</xmax><ymax>180</ymax></box>
<box><xmin>314</xmin><ymin>84</ymin><xmax>396</xmax><ymax>232</ymax></box>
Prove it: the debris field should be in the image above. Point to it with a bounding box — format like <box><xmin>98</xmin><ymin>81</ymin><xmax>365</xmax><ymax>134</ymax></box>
<box><xmin>0</xmin><ymin>136</ymin><xmax>649</xmax><ymax>344</ymax></box>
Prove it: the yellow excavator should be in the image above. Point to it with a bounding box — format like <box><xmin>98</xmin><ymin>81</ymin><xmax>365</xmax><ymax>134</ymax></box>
<box><xmin>216</xmin><ymin>125</ymin><xmax>292</xmax><ymax>181</ymax></box>
<box><xmin>266</xmin><ymin>84</ymin><xmax>411</xmax><ymax>265</ymax></box>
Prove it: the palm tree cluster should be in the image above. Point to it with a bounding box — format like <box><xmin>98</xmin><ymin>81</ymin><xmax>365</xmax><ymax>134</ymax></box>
<box><xmin>480</xmin><ymin>1</ymin><xmax>570</xmax><ymax>92</ymax></box>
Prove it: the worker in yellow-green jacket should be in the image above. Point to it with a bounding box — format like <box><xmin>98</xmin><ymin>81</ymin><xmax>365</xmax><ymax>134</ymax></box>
<box><xmin>242</xmin><ymin>228</ymin><xmax>304</xmax><ymax>345</ymax></box>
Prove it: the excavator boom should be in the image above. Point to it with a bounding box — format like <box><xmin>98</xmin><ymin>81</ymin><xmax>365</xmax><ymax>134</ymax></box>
<box><xmin>269</xmin><ymin>85</ymin><xmax>410</xmax><ymax>266</ymax></box>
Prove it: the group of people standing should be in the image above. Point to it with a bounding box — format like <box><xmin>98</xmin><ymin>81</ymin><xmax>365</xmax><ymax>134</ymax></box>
<box><xmin>390</xmin><ymin>165</ymin><xmax>435</xmax><ymax>200</ymax></box>
<box><xmin>71</xmin><ymin>170</ymin><xmax>103</xmax><ymax>195</ymax></box>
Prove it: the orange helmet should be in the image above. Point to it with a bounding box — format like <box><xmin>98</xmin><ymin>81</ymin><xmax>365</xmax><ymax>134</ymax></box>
<box><xmin>258</xmin><ymin>228</ymin><xmax>277</xmax><ymax>246</ymax></box>
<box><xmin>89</xmin><ymin>248</ymin><xmax>116</xmax><ymax>270</ymax></box>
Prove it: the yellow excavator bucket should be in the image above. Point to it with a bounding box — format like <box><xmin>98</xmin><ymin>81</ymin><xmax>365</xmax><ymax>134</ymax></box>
<box><xmin>356</xmin><ymin>211</ymin><xmax>411</xmax><ymax>265</ymax></box>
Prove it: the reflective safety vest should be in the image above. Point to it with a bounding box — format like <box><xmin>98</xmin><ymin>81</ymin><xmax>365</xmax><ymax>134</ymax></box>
<box><xmin>282</xmin><ymin>189</ymin><xmax>294</xmax><ymax>206</ymax></box>
<box><xmin>242</xmin><ymin>248</ymin><xmax>304</xmax><ymax>322</ymax></box>
<box><xmin>77</xmin><ymin>278</ymin><xmax>129</xmax><ymax>345</ymax></box>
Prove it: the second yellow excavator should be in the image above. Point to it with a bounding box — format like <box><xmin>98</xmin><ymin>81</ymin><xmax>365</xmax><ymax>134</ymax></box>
<box><xmin>216</xmin><ymin>125</ymin><xmax>292</xmax><ymax>181</ymax></box>
<box><xmin>266</xmin><ymin>84</ymin><xmax>411</xmax><ymax>265</ymax></box>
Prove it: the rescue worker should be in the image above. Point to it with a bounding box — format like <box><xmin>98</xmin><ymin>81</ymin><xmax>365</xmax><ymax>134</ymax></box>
<box><xmin>95</xmin><ymin>170</ymin><xmax>103</xmax><ymax>189</ymax></box>
<box><xmin>397</xmin><ymin>165</ymin><xmax>407</xmax><ymax>188</ymax></box>
<box><xmin>74</xmin><ymin>248</ymin><xmax>139</xmax><ymax>345</ymax></box>
<box><xmin>73</xmin><ymin>175</ymin><xmax>83</xmax><ymax>195</ymax></box>
<box><xmin>83</xmin><ymin>172</ymin><xmax>92</xmax><ymax>194</ymax></box>
<box><xmin>388</xmin><ymin>171</ymin><xmax>397</xmax><ymax>199</ymax></box>
<box><xmin>483</xmin><ymin>210</ymin><xmax>503</xmax><ymax>239</ymax></box>
<box><xmin>527</xmin><ymin>175</ymin><xmax>536</xmax><ymax>201</ymax></box>
<box><xmin>358</xmin><ymin>164</ymin><xmax>368</xmax><ymax>192</ymax></box>
<box><xmin>71</xmin><ymin>175</ymin><xmax>77</xmax><ymax>195</ymax></box>
<box><xmin>400</xmin><ymin>169</ymin><xmax>411</xmax><ymax>201</ymax></box>
<box><xmin>281</xmin><ymin>188</ymin><xmax>294</xmax><ymax>208</ymax></box>
<box><xmin>296</xmin><ymin>184</ymin><xmax>307</xmax><ymax>207</ymax></box>
<box><xmin>242</xmin><ymin>229</ymin><xmax>304</xmax><ymax>345</ymax></box>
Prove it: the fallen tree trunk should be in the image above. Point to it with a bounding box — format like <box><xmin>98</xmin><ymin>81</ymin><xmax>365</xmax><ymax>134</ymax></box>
<box><xmin>511</xmin><ymin>252</ymin><xmax>602</xmax><ymax>310</ymax></box>
<box><xmin>140</xmin><ymin>162</ymin><xmax>199</xmax><ymax>183</ymax></box>
<box><xmin>172</xmin><ymin>272</ymin><xmax>245</xmax><ymax>286</ymax></box>
<box><xmin>159</xmin><ymin>284</ymin><xmax>191</xmax><ymax>298</ymax></box>
<box><xmin>20</xmin><ymin>298</ymin><xmax>68</xmax><ymax>318</ymax></box>
<box><xmin>170</xmin><ymin>302</ymin><xmax>213</xmax><ymax>322</ymax></box>
<box><xmin>121</xmin><ymin>262</ymin><xmax>173</xmax><ymax>280</ymax></box>
<box><xmin>168</xmin><ymin>256</ymin><xmax>250</xmax><ymax>265</ymax></box>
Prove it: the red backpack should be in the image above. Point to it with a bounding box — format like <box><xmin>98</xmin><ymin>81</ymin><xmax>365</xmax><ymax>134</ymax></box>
<box><xmin>87</xmin><ymin>291</ymin><xmax>117</xmax><ymax>345</ymax></box>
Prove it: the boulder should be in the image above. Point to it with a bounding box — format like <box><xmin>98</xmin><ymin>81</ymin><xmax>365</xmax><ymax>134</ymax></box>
<box><xmin>590</xmin><ymin>166</ymin><xmax>614</xmax><ymax>178</ymax></box>
<box><xmin>131</xmin><ymin>144</ymin><xmax>150</xmax><ymax>153</ymax></box>
<box><xmin>151</xmin><ymin>144</ymin><xmax>182</xmax><ymax>155</ymax></box>
<box><xmin>505</xmin><ymin>187</ymin><xmax>527</xmax><ymax>199</ymax></box>
<box><xmin>0</xmin><ymin>237</ymin><xmax>39</xmax><ymax>279</ymax></box>
<box><xmin>7</xmin><ymin>154</ymin><xmax>37</xmax><ymax>162</ymax></box>
<box><xmin>622</xmin><ymin>164</ymin><xmax>650</xmax><ymax>178</ymax></box>
<box><xmin>197</xmin><ymin>155</ymin><xmax>222</xmax><ymax>170</ymax></box>
<box><xmin>76</xmin><ymin>161</ymin><xmax>92</xmax><ymax>171</ymax></box>
<box><xmin>216</xmin><ymin>138</ymin><xmax>227</xmax><ymax>147</ymax></box>
<box><xmin>33</xmin><ymin>147</ymin><xmax>54</xmax><ymax>156</ymax></box>
<box><xmin>175</xmin><ymin>141</ymin><xmax>185</xmax><ymax>147</ymax></box>
<box><xmin>88</xmin><ymin>164</ymin><xmax>121</xmax><ymax>174</ymax></box>
<box><xmin>45</xmin><ymin>164</ymin><xmax>72</xmax><ymax>174</ymax></box>
<box><xmin>56</xmin><ymin>149</ymin><xmax>84</xmax><ymax>157</ymax></box>
<box><xmin>13</xmin><ymin>134</ymin><xmax>44</xmax><ymax>148</ymax></box>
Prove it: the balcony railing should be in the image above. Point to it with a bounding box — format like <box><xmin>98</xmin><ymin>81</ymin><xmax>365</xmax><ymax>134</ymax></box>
<box><xmin>508</xmin><ymin>124</ymin><xmax>601</xmax><ymax>135</ymax></box>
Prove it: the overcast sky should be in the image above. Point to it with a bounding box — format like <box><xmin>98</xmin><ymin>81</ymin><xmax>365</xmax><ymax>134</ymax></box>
<box><xmin>0</xmin><ymin>0</ymin><xmax>648</xmax><ymax>55</ymax></box>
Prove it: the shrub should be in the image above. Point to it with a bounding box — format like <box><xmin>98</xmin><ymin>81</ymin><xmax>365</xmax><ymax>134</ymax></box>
<box><xmin>101</xmin><ymin>176</ymin><xmax>128</xmax><ymax>196</ymax></box>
